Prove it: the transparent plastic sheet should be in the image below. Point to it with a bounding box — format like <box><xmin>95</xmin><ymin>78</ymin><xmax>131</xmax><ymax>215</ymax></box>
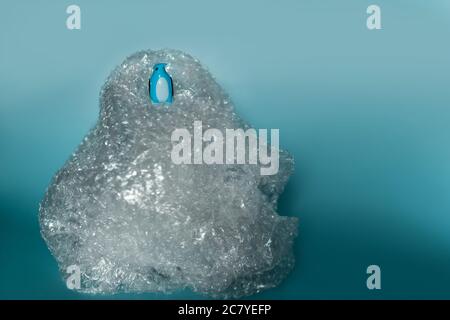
<box><xmin>39</xmin><ymin>49</ymin><xmax>298</xmax><ymax>298</ymax></box>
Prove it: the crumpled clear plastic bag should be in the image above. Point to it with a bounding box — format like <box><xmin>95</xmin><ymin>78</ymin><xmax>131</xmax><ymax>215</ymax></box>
<box><xmin>39</xmin><ymin>49</ymin><xmax>298</xmax><ymax>298</ymax></box>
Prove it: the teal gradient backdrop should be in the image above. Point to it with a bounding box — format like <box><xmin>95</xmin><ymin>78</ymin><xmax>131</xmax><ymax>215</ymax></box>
<box><xmin>1</xmin><ymin>0</ymin><xmax>450</xmax><ymax>299</ymax></box>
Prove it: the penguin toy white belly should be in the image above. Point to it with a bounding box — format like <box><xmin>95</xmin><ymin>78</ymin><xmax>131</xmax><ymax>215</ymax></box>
<box><xmin>149</xmin><ymin>63</ymin><xmax>173</xmax><ymax>104</ymax></box>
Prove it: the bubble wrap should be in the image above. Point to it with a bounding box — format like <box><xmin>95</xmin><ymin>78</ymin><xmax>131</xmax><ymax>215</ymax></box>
<box><xmin>39</xmin><ymin>49</ymin><xmax>298</xmax><ymax>298</ymax></box>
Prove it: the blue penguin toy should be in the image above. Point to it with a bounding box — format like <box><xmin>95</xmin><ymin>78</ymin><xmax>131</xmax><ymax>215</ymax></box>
<box><xmin>149</xmin><ymin>63</ymin><xmax>173</xmax><ymax>104</ymax></box>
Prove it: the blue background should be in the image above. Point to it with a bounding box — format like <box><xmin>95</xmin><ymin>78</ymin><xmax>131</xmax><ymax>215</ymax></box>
<box><xmin>1</xmin><ymin>0</ymin><xmax>450</xmax><ymax>299</ymax></box>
